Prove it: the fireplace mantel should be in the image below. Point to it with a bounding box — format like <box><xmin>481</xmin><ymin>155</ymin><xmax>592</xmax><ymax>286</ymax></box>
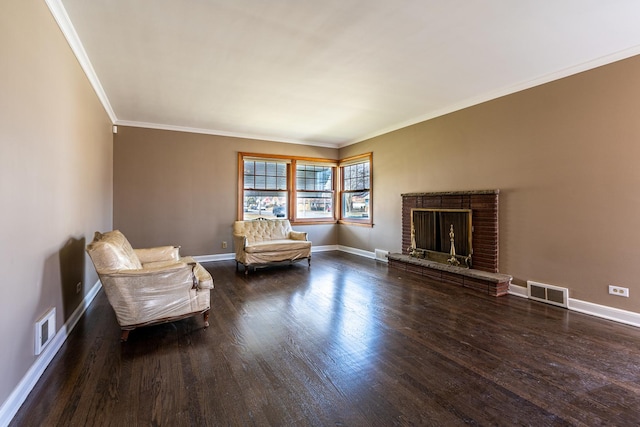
<box><xmin>401</xmin><ymin>189</ymin><xmax>499</xmax><ymax>197</ymax></box>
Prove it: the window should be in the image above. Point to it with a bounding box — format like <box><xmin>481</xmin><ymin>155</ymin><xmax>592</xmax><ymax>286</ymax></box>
<box><xmin>238</xmin><ymin>153</ymin><xmax>336</xmax><ymax>223</ymax></box>
<box><xmin>242</xmin><ymin>158</ymin><xmax>289</xmax><ymax>220</ymax></box>
<box><xmin>295</xmin><ymin>163</ymin><xmax>334</xmax><ymax>220</ymax></box>
<box><xmin>339</xmin><ymin>153</ymin><xmax>372</xmax><ymax>225</ymax></box>
<box><xmin>238</xmin><ymin>152</ymin><xmax>372</xmax><ymax>225</ymax></box>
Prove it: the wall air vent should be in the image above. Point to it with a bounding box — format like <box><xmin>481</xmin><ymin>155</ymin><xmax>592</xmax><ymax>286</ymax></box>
<box><xmin>375</xmin><ymin>249</ymin><xmax>389</xmax><ymax>262</ymax></box>
<box><xmin>527</xmin><ymin>281</ymin><xmax>568</xmax><ymax>308</ymax></box>
<box><xmin>35</xmin><ymin>307</ymin><xmax>56</xmax><ymax>355</ymax></box>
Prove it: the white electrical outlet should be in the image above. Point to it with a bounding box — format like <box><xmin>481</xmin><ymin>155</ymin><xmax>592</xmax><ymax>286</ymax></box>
<box><xmin>76</xmin><ymin>281</ymin><xmax>82</xmax><ymax>294</ymax></box>
<box><xmin>608</xmin><ymin>285</ymin><xmax>629</xmax><ymax>297</ymax></box>
<box><xmin>222</xmin><ymin>241</ymin><xmax>227</xmax><ymax>249</ymax></box>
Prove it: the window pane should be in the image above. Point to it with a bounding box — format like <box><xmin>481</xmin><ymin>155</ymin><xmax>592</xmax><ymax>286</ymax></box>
<box><xmin>296</xmin><ymin>192</ymin><xmax>333</xmax><ymax>219</ymax></box>
<box><xmin>296</xmin><ymin>164</ymin><xmax>332</xmax><ymax>192</ymax></box>
<box><xmin>243</xmin><ymin>190</ymin><xmax>288</xmax><ymax>220</ymax></box>
<box><xmin>342</xmin><ymin>191</ymin><xmax>369</xmax><ymax>219</ymax></box>
<box><xmin>277</xmin><ymin>176</ymin><xmax>287</xmax><ymax>189</ymax></box>
<box><xmin>244</xmin><ymin>159</ymin><xmax>287</xmax><ymax>190</ymax></box>
<box><xmin>342</xmin><ymin>162</ymin><xmax>368</xmax><ymax>192</ymax></box>
<box><xmin>266</xmin><ymin>176</ymin><xmax>277</xmax><ymax>188</ymax></box>
<box><xmin>244</xmin><ymin>161</ymin><xmax>255</xmax><ymax>175</ymax></box>
<box><xmin>266</xmin><ymin>162</ymin><xmax>276</xmax><ymax>175</ymax></box>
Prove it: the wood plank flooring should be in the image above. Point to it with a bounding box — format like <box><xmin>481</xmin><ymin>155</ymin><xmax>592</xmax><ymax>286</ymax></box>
<box><xmin>10</xmin><ymin>251</ymin><xmax>640</xmax><ymax>426</ymax></box>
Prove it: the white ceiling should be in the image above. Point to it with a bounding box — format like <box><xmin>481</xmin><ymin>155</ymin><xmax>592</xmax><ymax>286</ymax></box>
<box><xmin>53</xmin><ymin>0</ymin><xmax>640</xmax><ymax>147</ymax></box>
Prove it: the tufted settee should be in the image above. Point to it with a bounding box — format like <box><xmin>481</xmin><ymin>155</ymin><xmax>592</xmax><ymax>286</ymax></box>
<box><xmin>233</xmin><ymin>219</ymin><xmax>312</xmax><ymax>274</ymax></box>
<box><xmin>86</xmin><ymin>230</ymin><xmax>214</xmax><ymax>341</ymax></box>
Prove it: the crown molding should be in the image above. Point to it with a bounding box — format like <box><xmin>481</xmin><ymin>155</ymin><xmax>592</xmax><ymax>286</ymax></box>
<box><xmin>341</xmin><ymin>44</ymin><xmax>640</xmax><ymax>148</ymax></box>
<box><xmin>114</xmin><ymin>120</ymin><xmax>340</xmax><ymax>148</ymax></box>
<box><xmin>46</xmin><ymin>0</ymin><xmax>640</xmax><ymax>150</ymax></box>
<box><xmin>45</xmin><ymin>0</ymin><xmax>117</xmax><ymax>123</ymax></box>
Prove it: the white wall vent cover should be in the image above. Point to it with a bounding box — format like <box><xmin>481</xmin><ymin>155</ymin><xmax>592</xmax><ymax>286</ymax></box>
<box><xmin>35</xmin><ymin>307</ymin><xmax>56</xmax><ymax>355</ymax></box>
<box><xmin>375</xmin><ymin>249</ymin><xmax>389</xmax><ymax>262</ymax></box>
<box><xmin>527</xmin><ymin>281</ymin><xmax>569</xmax><ymax>308</ymax></box>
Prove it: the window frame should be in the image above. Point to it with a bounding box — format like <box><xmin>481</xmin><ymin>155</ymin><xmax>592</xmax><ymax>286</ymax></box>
<box><xmin>293</xmin><ymin>160</ymin><xmax>337</xmax><ymax>224</ymax></box>
<box><xmin>338</xmin><ymin>152</ymin><xmax>373</xmax><ymax>227</ymax></box>
<box><xmin>237</xmin><ymin>152</ymin><xmax>337</xmax><ymax>224</ymax></box>
<box><xmin>239</xmin><ymin>155</ymin><xmax>291</xmax><ymax>221</ymax></box>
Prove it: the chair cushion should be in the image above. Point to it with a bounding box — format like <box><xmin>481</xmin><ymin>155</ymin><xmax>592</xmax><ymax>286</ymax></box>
<box><xmin>86</xmin><ymin>230</ymin><xmax>143</xmax><ymax>273</ymax></box>
<box><xmin>244</xmin><ymin>239</ymin><xmax>312</xmax><ymax>254</ymax></box>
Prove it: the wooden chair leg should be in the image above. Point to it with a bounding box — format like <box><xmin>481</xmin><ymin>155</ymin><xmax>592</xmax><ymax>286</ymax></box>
<box><xmin>203</xmin><ymin>310</ymin><xmax>210</xmax><ymax>328</ymax></box>
<box><xmin>120</xmin><ymin>329</ymin><xmax>130</xmax><ymax>342</ymax></box>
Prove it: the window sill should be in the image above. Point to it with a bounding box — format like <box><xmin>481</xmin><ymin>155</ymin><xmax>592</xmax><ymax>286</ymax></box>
<box><xmin>290</xmin><ymin>219</ymin><xmax>338</xmax><ymax>226</ymax></box>
<box><xmin>338</xmin><ymin>220</ymin><xmax>373</xmax><ymax>228</ymax></box>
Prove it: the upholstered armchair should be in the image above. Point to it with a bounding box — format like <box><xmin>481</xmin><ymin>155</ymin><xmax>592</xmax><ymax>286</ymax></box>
<box><xmin>86</xmin><ymin>230</ymin><xmax>214</xmax><ymax>341</ymax></box>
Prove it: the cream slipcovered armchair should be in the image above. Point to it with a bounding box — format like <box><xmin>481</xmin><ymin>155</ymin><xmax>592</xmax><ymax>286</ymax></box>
<box><xmin>233</xmin><ymin>219</ymin><xmax>312</xmax><ymax>274</ymax></box>
<box><xmin>86</xmin><ymin>230</ymin><xmax>213</xmax><ymax>341</ymax></box>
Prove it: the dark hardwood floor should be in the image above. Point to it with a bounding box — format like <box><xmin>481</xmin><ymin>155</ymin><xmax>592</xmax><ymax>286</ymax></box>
<box><xmin>11</xmin><ymin>252</ymin><xmax>640</xmax><ymax>426</ymax></box>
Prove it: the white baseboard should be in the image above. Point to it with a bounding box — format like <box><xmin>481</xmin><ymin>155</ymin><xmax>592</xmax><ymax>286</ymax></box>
<box><xmin>312</xmin><ymin>245</ymin><xmax>339</xmax><ymax>252</ymax></box>
<box><xmin>568</xmin><ymin>298</ymin><xmax>640</xmax><ymax>328</ymax></box>
<box><xmin>0</xmin><ymin>280</ymin><xmax>102</xmax><ymax>427</ymax></box>
<box><xmin>192</xmin><ymin>253</ymin><xmax>235</xmax><ymax>262</ymax></box>
<box><xmin>509</xmin><ymin>283</ymin><xmax>639</xmax><ymax>328</ymax></box>
<box><xmin>337</xmin><ymin>245</ymin><xmax>376</xmax><ymax>259</ymax></box>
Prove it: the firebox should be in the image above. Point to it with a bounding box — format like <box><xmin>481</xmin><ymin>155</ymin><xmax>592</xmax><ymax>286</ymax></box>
<box><xmin>410</xmin><ymin>208</ymin><xmax>473</xmax><ymax>267</ymax></box>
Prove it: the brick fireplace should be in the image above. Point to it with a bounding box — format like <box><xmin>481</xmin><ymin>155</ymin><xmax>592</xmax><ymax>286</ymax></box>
<box><xmin>387</xmin><ymin>190</ymin><xmax>512</xmax><ymax>296</ymax></box>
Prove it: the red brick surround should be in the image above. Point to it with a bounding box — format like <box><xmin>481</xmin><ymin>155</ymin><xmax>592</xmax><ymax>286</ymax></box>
<box><xmin>389</xmin><ymin>190</ymin><xmax>509</xmax><ymax>297</ymax></box>
<box><xmin>401</xmin><ymin>190</ymin><xmax>499</xmax><ymax>273</ymax></box>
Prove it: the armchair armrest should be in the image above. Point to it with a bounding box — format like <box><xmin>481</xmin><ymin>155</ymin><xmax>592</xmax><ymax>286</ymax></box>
<box><xmin>105</xmin><ymin>262</ymin><xmax>192</xmax><ymax>286</ymax></box>
<box><xmin>233</xmin><ymin>233</ymin><xmax>248</xmax><ymax>258</ymax></box>
<box><xmin>98</xmin><ymin>262</ymin><xmax>207</xmax><ymax>328</ymax></box>
<box><xmin>134</xmin><ymin>246</ymin><xmax>180</xmax><ymax>264</ymax></box>
<box><xmin>233</xmin><ymin>234</ymin><xmax>248</xmax><ymax>247</ymax></box>
<box><xmin>289</xmin><ymin>231</ymin><xmax>308</xmax><ymax>241</ymax></box>
<box><xmin>111</xmin><ymin>262</ymin><xmax>212</xmax><ymax>290</ymax></box>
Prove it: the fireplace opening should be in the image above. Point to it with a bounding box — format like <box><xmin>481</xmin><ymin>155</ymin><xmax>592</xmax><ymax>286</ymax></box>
<box><xmin>410</xmin><ymin>208</ymin><xmax>472</xmax><ymax>267</ymax></box>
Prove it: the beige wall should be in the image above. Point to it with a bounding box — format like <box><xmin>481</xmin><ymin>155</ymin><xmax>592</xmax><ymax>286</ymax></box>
<box><xmin>0</xmin><ymin>0</ymin><xmax>113</xmax><ymax>410</ymax></box>
<box><xmin>113</xmin><ymin>127</ymin><xmax>339</xmax><ymax>255</ymax></box>
<box><xmin>114</xmin><ymin>55</ymin><xmax>640</xmax><ymax>314</ymax></box>
<box><xmin>339</xmin><ymin>54</ymin><xmax>640</xmax><ymax>313</ymax></box>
